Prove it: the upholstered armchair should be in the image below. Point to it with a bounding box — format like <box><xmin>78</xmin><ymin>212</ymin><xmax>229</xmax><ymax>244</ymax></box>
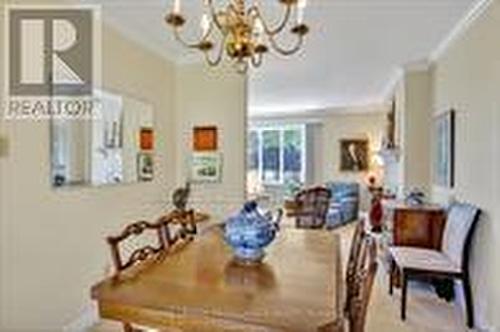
<box><xmin>293</xmin><ymin>187</ymin><xmax>332</xmax><ymax>229</ymax></box>
<box><xmin>325</xmin><ymin>182</ymin><xmax>360</xmax><ymax>229</ymax></box>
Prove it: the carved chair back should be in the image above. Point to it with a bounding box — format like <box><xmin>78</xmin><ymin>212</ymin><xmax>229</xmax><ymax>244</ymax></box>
<box><xmin>107</xmin><ymin>221</ymin><xmax>166</xmax><ymax>276</ymax></box>
<box><xmin>157</xmin><ymin>209</ymin><xmax>197</xmax><ymax>248</ymax></box>
<box><xmin>344</xmin><ymin>219</ymin><xmax>367</xmax><ymax>314</ymax></box>
<box><xmin>347</xmin><ymin>236</ymin><xmax>378</xmax><ymax>332</ymax></box>
<box><xmin>295</xmin><ymin>187</ymin><xmax>332</xmax><ymax>229</ymax></box>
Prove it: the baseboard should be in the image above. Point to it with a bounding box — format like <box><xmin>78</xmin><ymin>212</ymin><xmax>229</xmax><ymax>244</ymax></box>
<box><xmin>63</xmin><ymin>302</ymin><xmax>99</xmax><ymax>332</ymax></box>
<box><xmin>477</xmin><ymin>327</ymin><xmax>498</xmax><ymax>332</ymax></box>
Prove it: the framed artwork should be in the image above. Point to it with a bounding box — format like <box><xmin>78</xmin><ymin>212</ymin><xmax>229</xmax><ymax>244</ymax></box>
<box><xmin>137</xmin><ymin>152</ymin><xmax>154</xmax><ymax>182</ymax></box>
<box><xmin>103</xmin><ymin>120</ymin><xmax>123</xmax><ymax>149</ymax></box>
<box><xmin>193</xmin><ymin>126</ymin><xmax>218</xmax><ymax>151</ymax></box>
<box><xmin>339</xmin><ymin>139</ymin><xmax>369</xmax><ymax>172</ymax></box>
<box><xmin>191</xmin><ymin>152</ymin><xmax>222</xmax><ymax>183</ymax></box>
<box><xmin>434</xmin><ymin>110</ymin><xmax>455</xmax><ymax>188</ymax></box>
<box><xmin>140</xmin><ymin>127</ymin><xmax>154</xmax><ymax>151</ymax></box>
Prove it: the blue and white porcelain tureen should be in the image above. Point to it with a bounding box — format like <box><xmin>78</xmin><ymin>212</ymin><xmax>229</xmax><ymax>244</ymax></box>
<box><xmin>224</xmin><ymin>201</ymin><xmax>280</xmax><ymax>263</ymax></box>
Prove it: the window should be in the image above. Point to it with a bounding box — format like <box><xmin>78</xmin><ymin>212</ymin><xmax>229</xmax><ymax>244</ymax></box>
<box><xmin>247</xmin><ymin>125</ymin><xmax>306</xmax><ymax>185</ymax></box>
<box><xmin>247</xmin><ymin>131</ymin><xmax>259</xmax><ymax>172</ymax></box>
<box><xmin>262</xmin><ymin>130</ymin><xmax>281</xmax><ymax>183</ymax></box>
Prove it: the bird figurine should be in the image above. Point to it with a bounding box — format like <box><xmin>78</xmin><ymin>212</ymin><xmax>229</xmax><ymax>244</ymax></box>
<box><xmin>172</xmin><ymin>181</ymin><xmax>191</xmax><ymax>211</ymax></box>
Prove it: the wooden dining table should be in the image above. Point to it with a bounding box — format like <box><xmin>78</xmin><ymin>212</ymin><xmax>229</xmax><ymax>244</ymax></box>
<box><xmin>91</xmin><ymin>226</ymin><xmax>344</xmax><ymax>332</ymax></box>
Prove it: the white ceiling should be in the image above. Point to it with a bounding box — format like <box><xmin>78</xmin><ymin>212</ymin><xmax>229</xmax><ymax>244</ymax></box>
<box><xmin>82</xmin><ymin>0</ymin><xmax>477</xmax><ymax>115</ymax></box>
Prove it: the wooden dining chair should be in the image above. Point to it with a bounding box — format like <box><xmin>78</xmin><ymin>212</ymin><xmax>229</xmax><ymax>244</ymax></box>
<box><xmin>344</xmin><ymin>219</ymin><xmax>367</xmax><ymax>315</ymax></box>
<box><xmin>107</xmin><ymin>220</ymin><xmax>166</xmax><ymax>275</ymax></box>
<box><xmin>319</xmin><ymin>235</ymin><xmax>378</xmax><ymax>332</ymax></box>
<box><xmin>347</xmin><ymin>236</ymin><xmax>378</xmax><ymax>332</ymax></box>
<box><xmin>158</xmin><ymin>209</ymin><xmax>197</xmax><ymax>249</ymax></box>
<box><xmin>294</xmin><ymin>186</ymin><xmax>332</xmax><ymax>229</ymax></box>
<box><xmin>106</xmin><ymin>220</ymin><xmax>167</xmax><ymax>332</ymax></box>
<box><xmin>388</xmin><ymin>202</ymin><xmax>481</xmax><ymax>328</ymax></box>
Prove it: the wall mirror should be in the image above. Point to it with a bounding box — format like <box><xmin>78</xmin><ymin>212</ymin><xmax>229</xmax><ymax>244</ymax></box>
<box><xmin>50</xmin><ymin>90</ymin><xmax>154</xmax><ymax>187</ymax></box>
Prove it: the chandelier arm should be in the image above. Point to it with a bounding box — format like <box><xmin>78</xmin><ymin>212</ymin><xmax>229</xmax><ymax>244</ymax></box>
<box><xmin>172</xmin><ymin>24</ymin><xmax>214</xmax><ymax>49</ymax></box>
<box><xmin>235</xmin><ymin>60</ymin><xmax>249</xmax><ymax>74</ymax></box>
<box><xmin>251</xmin><ymin>52</ymin><xmax>263</xmax><ymax>68</ymax></box>
<box><xmin>248</xmin><ymin>3</ymin><xmax>292</xmax><ymax>36</ymax></box>
<box><xmin>268</xmin><ymin>33</ymin><xmax>304</xmax><ymax>56</ymax></box>
<box><xmin>204</xmin><ymin>33</ymin><xmax>228</xmax><ymax>67</ymax></box>
<box><xmin>206</xmin><ymin>0</ymin><xmax>225</xmax><ymax>31</ymax></box>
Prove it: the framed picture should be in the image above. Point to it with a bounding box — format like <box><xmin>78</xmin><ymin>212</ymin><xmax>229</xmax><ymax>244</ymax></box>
<box><xmin>434</xmin><ymin>110</ymin><xmax>455</xmax><ymax>188</ymax></box>
<box><xmin>193</xmin><ymin>126</ymin><xmax>218</xmax><ymax>151</ymax></box>
<box><xmin>339</xmin><ymin>139</ymin><xmax>369</xmax><ymax>172</ymax></box>
<box><xmin>191</xmin><ymin>152</ymin><xmax>222</xmax><ymax>183</ymax></box>
<box><xmin>139</xmin><ymin>127</ymin><xmax>154</xmax><ymax>151</ymax></box>
<box><xmin>137</xmin><ymin>152</ymin><xmax>154</xmax><ymax>182</ymax></box>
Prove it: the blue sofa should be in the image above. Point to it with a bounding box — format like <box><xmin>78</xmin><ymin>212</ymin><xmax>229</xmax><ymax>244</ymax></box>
<box><xmin>325</xmin><ymin>182</ymin><xmax>360</xmax><ymax>229</ymax></box>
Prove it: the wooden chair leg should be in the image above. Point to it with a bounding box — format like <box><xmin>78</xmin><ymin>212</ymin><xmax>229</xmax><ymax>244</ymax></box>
<box><xmin>401</xmin><ymin>271</ymin><xmax>408</xmax><ymax>321</ymax></box>
<box><xmin>122</xmin><ymin>322</ymin><xmax>134</xmax><ymax>332</ymax></box>
<box><xmin>389</xmin><ymin>273</ymin><xmax>394</xmax><ymax>295</ymax></box>
<box><xmin>389</xmin><ymin>260</ymin><xmax>394</xmax><ymax>295</ymax></box>
<box><xmin>463</xmin><ymin>274</ymin><xmax>475</xmax><ymax>328</ymax></box>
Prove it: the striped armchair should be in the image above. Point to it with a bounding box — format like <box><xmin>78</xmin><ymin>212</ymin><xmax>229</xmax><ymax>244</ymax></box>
<box><xmin>325</xmin><ymin>182</ymin><xmax>360</xmax><ymax>229</ymax></box>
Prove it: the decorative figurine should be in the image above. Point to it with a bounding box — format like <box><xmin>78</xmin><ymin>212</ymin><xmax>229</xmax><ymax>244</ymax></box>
<box><xmin>369</xmin><ymin>194</ymin><xmax>384</xmax><ymax>233</ymax></box>
<box><xmin>172</xmin><ymin>181</ymin><xmax>191</xmax><ymax>211</ymax></box>
<box><xmin>405</xmin><ymin>189</ymin><xmax>426</xmax><ymax>206</ymax></box>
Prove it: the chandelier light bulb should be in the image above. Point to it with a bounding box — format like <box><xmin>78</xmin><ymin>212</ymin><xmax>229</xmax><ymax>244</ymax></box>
<box><xmin>200</xmin><ymin>13</ymin><xmax>210</xmax><ymax>36</ymax></box>
<box><xmin>254</xmin><ymin>18</ymin><xmax>264</xmax><ymax>42</ymax></box>
<box><xmin>297</xmin><ymin>0</ymin><xmax>307</xmax><ymax>24</ymax></box>
<box><xmin>173</xmin><ymin>0</ymin><xmax>181</xmax><ymax>14</ymax></box>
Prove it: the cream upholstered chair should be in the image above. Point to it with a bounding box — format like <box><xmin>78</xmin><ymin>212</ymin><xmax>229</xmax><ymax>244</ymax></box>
<box><xmin>388</xmin><ymin>202</ymin><xmax>481</xmax><ymax>328</ymax></box>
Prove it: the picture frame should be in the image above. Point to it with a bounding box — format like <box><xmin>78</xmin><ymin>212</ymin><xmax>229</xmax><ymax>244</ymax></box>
<box><xmin>191</xmin><ymin>152</ymin><xmax>222</xmax><ymax>183</ymax></box>
<box><xmin>434</xmin><ymin>110</ymin><xmax>455</xmax><ymax>188</ymax></box>
<box><xmin>193</xmin><ymin>126</ymin><xmax>218</xmax><ymax>151</ymax></box>
<box><xmin>339</xmin><ymin>139</ymin><xmax>369</xmax><ymax>172</ymax></box>
<box><xmin>137</xmin><ymin>152</ymin><xmax>154</xmax><ymax>182</ymax></box>
<box><xmin>139</xmin><ymin>127</ymin><xmax>154</xmax><ymax>151</ymax></box>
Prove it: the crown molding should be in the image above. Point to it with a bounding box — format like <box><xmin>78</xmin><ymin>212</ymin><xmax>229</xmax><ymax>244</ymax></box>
<box><xmin>381</xmin><ymin>67</ymin><xmax>403</xmax><ymax>101</ymax></box>
<box><xmin>99</xmin><ymin>14</ymin><xmax>178</xmax><ymax>65</ymax></box>
<box><xmin>403</xmin><ymin>59</ymin><xmax>432</xmax><ymax>72</ymax></box>
<box><xmin>379</xmin><ymin>0</ymin><xmax>494</xmax><ymax>102</ymax></box>
<box><xmin>430</xmin><ymin>0</ymin><xmax>495</xmax><ymax>62</ymax></box>
<box><xmin>249</xmin><ymin>103</ymin><xmax>389</xmax><ymax>122</ymax></box>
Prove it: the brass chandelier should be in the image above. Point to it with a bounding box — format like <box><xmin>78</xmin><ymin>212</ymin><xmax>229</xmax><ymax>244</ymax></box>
<box><xmin>165</xmin><ymin>0</ymin><xmax>309</xmax><ymax>73</ymax></box>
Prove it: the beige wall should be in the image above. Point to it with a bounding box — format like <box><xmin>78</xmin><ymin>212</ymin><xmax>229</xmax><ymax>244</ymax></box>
<box><xmin>391</xmin><ymin>69</ymin><xmax>433</xmax><ymax>196</ymax></box>
<box><xmin>402</xmin><ymin>70</ymin><xmax>433</xmax><ymax>195</ymax></box>
<box><xmin>0</xmin><ymin>6</ymin><xmax>177</xmax><ymax>331</ymax></box>
<box><xmin>174</xmin><ymin>63</ymin><xmax>246</xmax><ymax>220</ymax></box>
<box><xmin>432</xmin><ymin>1</ymin><xmax>500</xmax><ymax>329</ymax></box>
<box><xmin>0</xmin><ymin>4</ymin><xmax>5</xmax><ymax>330</ymax></box>
<box><xmin>320</xmin><ymin>112</ymin><xmax>386</xmax><ymax>185</ymax></box>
